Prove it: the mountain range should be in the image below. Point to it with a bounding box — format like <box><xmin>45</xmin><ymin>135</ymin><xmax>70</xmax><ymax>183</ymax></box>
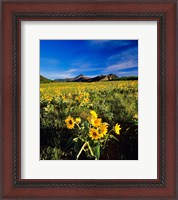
<box><xmin>54</xmin><ymin>74</ymin><xmax>118</xmax><ymax>82</ymax></box>
<box><xmin>40</xmin><ymin>74</ymin><xmax>138</xmax><ymax>83</ymax></box>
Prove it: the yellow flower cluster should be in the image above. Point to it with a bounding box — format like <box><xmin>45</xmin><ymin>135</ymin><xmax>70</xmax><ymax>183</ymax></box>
<box><xmin>65</xmin><ymin>110</ymin><xmax>121</xmax><ymax>140</ymax></box>
<box><xmin>88</xmin><ymin>110</ymin><xmax>108</xmax><ymax>140</ymax></box>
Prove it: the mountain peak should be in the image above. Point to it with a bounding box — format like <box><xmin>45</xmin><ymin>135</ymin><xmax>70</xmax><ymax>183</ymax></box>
<box><xmin>75</xmin><ymin>74</ymin><xmax>84</xmax><ymax>78</ymax></box>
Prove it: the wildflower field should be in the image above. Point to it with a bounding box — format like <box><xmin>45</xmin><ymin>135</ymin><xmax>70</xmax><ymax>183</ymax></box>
<box><xmin>40</xmin><ymin>81</ymin><xmax>138</xmax><ymax>160</ymax></box>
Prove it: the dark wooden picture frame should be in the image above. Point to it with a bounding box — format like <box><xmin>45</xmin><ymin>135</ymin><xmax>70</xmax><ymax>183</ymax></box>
<box><xmin>1</xmin><ymin>1</ymin><xmax>176</xmax><ymax>199</ymax></box>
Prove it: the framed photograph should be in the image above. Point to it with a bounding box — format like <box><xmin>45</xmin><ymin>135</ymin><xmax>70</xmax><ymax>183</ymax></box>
<box><xmin>2</xmin><ymin>1</ymin><xmax>176</xmax><ymax>199</ymax></box>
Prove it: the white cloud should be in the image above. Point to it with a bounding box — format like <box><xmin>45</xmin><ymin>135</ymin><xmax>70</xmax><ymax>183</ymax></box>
<box><xmin>71</xmin><ymin>58</ymin><xmax>100</xmax><ymax>69</ymax></box>
<box><xmin>41</xmin><ymin>68</ymin><xmax>79</xmax><ymax>79</ymax></box>
<box><xmin>82</xmin><ymin>67</ymin><xmax>103</xmax><ymax>72</ymax></box>
<box><xmin>104</xmin><ymin>60</ymin><xmax>137</xmax><ymax>73</ymax></box>
<box><xmin>70</xmin><ymin>60</ymin><xmax>103</xmax><ymax>73</ymax></box>
<box><xmin>41</xmin><ymin>71</ymin><xmax>75</xmax><ymax>80</ymax></box>
<box><xmin>108</xmin><ymin>47</ymin><xmax>138</xmax><ymax>62</ymax></box>
<box><xmin>67</xmin><ymin>68</ymin><xmax>78</xmax><ymax>73</ymax></box>
<box><xmin>117</xmin><ymin>70</ymin><xmax>138</xmax><ymax>77</ymax></box>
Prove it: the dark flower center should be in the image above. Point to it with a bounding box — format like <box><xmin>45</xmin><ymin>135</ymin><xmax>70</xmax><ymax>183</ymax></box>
<box><xmin>69</xmin><ymin>120</ymin><xmax>73</xmax><ymax>125</ymax></box>
<box><xmin>93</xmin><ymin>132</ymin><xmax>97</xmax><ymax>137</ymax></box>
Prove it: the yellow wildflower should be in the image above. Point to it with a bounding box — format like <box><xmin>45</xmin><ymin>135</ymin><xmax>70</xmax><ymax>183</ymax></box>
<box><xmin>75</xmin><ymin>117</ymin><xmax>81</xmax><ymax>124</ymax></box>
<box><xmin>133</xmin><ymin>114</ymin><xmax>138</xmax><ymax>120</ymax></box>
<box><xmin>90</xmin><ymin>110</ymin><xmax>98</xmax><ymax>119</ymax></box>
<box><xmin>114</xmin><ymin>123</ymin><xmax>121</xmax><ymax>135</ymax></box>
<box><xmin>62</xmin><ymin>95</ymin><xmax>66</xmax><ymax>100</ymax></box>
<box><xmin>99</xmin><ymin>123</ymin><xmax>108</xmax><ymax>137</ymax></box>
<box><xmin>83</xmin><ymin>98</ymin><xmax>89</xmax><ymax>103</ymax></box>
<box><xmin>89</xmin><ymin>128</ymin><xmax>100</xmax><ymax>140</ymax></box>
<box><xmin>68</xmin><ymin>93</ymin><xmax>72</xmax><ymax>98</ymax></box>
<box><xmin>65</xmin><ymin>116</ymin><xmax>75</xmax><ymax>129</ymax></box>
<box><xmin>91</xmin><ymin>118</ymin><xmax>102</xmax><ymax>127</ymax></box>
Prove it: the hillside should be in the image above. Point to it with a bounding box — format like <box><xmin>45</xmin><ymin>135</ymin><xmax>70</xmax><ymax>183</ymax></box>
<box><xmin>40</xmin><ymin>75</ymin><xmax>53</xmax><ymax>84</ymax></box>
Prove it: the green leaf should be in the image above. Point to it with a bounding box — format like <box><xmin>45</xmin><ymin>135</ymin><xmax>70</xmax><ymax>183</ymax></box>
<box><xmin>99</xmin><ymin>139</ymin><xmax>105</xmax><ymax>143</ymax></box>
<box><xmin>92</xmin><ymin>144</ymin><xmax>100</xmax><ymax>160</ymax></box>
<box><xmin>109</xmin><ymin>134</ymin><xmax>119</xmax><ymax>142</ymax></box>
<box><xmin>83</xmin><ymin>121</ymin><xmax>89</xmax><ymax>130</ymax></box>
<box><xmin>74</xmin><ymin>140</ymin><xmax>83</xmax><ymax>153</ymax></box>
<box><xmin>54</xmin><ymin>148</ymin><xmax>58</xmax><ymax>160</ymax></box>
<box><xmin>88</xmin><ymin>139</ymin><xmax>94</xmax><ymax>146</ymax></box>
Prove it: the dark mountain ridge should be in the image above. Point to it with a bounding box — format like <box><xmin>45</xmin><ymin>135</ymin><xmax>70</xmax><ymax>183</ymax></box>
<box><xmin>54</xmin><ymin>73</ymin><xmax>119</xmax><ymax>82</ymax></box>
<box><xmin>40</xmin><ymin>74</ymin><xmax>138</xmax><ymax>83</ymax></box>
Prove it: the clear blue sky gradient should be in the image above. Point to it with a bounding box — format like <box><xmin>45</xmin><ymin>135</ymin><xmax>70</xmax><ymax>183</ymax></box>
<box><xmin>40</xmin><ymin>40</ymin><xmax>138</xmax><ymax>80</ymax></box>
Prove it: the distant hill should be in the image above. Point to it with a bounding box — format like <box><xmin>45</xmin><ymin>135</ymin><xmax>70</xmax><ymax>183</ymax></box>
<box><xmin>40</xmin><ymin>75</ymin><xmax>53</xmax><ymax>84</ymax></box>
<box><xmin>54</xmin><ymin>73</ymin><xmax>120</xmax><ymax>82</ymax></box>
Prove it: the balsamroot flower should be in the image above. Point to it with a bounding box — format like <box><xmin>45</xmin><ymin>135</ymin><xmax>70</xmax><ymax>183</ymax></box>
<box><xmin>65</xmin><ymin>116</ymin><xmax>75</xmax><ymax>129</ymax></box>
<box><xmin>90</xmin><ymin>110</ymin><xmax>98</xmax><ymax>119</ymax></box>
<box><xmin>91</xmin><ymin>118</ymin><xmax>102</xmax><ymax>127</ymax></box>
<box><xmin>75</xmin><ymin>117</ymin><xmax>81</xmax><ymax>124</ymax></box>
<box><xmin>99</xmin><ymin>123</ymin><xmax>108</xmax><ymax>137</ymax></box>
<box><xmin>89</xmin><ymin>128</ymin><xmax>100</xmax><ymax>140</ymax></box>
<box><xmin>114</xmin><ymin>123</ymin><xmax>121</xmax><ymax>135</ymax></box>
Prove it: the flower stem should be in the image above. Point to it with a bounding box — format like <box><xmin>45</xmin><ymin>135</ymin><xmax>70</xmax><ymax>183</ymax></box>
<box><xmin>76</xmin><ymin>142</ymin><xmax>87</xmax><ymax>160</ymax></box>
<box><xmin>76</xmin><ymin>123</ymin><xmax>81</xmax><ymax>130</ymax></box>
<box><xmin>86</xmin><ymin>141</ymin><xmax>95</xmax><ymax>158</ymax></box>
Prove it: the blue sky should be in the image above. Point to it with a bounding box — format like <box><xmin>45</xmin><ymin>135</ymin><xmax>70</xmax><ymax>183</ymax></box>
<box><xmin>40</xmin><ymin>40</ymin><xmax>138</xmax><ymax>80</ymax></box>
